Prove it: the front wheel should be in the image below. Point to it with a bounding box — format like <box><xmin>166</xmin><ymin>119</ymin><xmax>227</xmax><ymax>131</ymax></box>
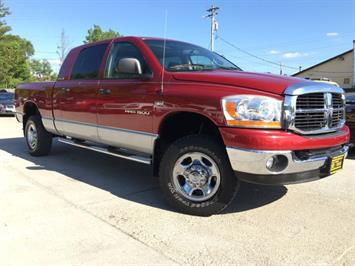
<box><xmin>159</xmin><ymin>135</ymin><xmax>240</xmax><ymax>216</ymax></box>
<box><xmin>24</xmin><ymin>115</ymin><xmax>52</xmax><ymax>156</ymax></box>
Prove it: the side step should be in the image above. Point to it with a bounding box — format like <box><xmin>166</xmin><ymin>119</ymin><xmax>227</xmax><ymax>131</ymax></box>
<box><xmin>58</xmin><ymin>138</ymin><xmax>151</xmax><ymax>165</ymax></box>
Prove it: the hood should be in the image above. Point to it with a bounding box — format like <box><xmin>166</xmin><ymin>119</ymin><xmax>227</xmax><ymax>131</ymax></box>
<box><xmin>172</xmin><ymin>70</ymin><xmax>305</xmax><ymax>95</ymax></box>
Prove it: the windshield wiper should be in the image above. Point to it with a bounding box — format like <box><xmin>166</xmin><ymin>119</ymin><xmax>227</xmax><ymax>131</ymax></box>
<box><xmin>168</xmin><ymin>64</ymin><xmax>215</xmax><ymax>71</ymax></box>
<box><xmin>217</xmin><ymin>66</ymin><xmax>240</xmax><ymax>70</ymax></box>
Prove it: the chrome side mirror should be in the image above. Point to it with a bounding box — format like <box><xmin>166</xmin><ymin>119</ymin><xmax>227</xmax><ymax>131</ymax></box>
<box><xmin>117</xmin><ymin>58</ymin><xmax>142</xmax><ymax>74</ymax></box>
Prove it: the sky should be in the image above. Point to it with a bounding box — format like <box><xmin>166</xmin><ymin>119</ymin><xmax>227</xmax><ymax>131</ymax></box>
<box><xmin>4</xmin><ymin>0</ymin><xmax>355</xmax><ymax>75</ymax></box>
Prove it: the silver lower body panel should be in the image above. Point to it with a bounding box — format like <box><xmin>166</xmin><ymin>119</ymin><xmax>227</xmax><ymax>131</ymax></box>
<box><xmin>48</xmin><ymin>118</ymin><xmax>157</xmax><ymax>155</ymax></box>
<box><xmin>226</xmin><ymin>145</ymin><xmax>349</xmax><ymax>175</ymax></box>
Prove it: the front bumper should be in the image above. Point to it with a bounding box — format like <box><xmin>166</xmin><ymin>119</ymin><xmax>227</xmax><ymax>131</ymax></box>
<box><xmin>226</xmin><ymin>145</ymin><xmax>349</xmax><ymax>185</ymax></box>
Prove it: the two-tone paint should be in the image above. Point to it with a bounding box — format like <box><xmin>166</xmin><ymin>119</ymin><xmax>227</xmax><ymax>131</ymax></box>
<box><xmin>15</xmin><ymin>37</ymin><xmax>350</xmax><ymax>157</ymax></box>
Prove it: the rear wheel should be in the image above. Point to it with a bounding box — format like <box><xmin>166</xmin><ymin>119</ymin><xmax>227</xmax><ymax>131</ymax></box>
<box><xmin>25</xmin><ymin>115</ymin><xmax>52</xmax><ymax>156</ymax></box>
<box><xmin>159</xmin><ymin>135</ymin><xmax>240</xmax><ymax>216</ymax></box>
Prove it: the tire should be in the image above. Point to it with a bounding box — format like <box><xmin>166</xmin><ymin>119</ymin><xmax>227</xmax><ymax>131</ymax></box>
<box><xmin>24</xmin><ymin>115</ymin><xmax>52</xmax><ymax>156</ymax></box>
<box><xmin>159</xmin><ymin>135</ymin><xmax>240</xmax><ymax>216</ymax></box>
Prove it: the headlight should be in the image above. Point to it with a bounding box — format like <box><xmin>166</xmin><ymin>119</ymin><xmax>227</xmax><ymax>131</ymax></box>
<box><xmin>222</xmin><ymin>95</ymin><xmax>282</xmax><ymax>128</ymax></box>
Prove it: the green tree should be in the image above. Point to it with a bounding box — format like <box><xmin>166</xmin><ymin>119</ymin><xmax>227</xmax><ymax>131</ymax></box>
<box><xmin>29</xmin><ymin>59</ymin><xmax>54</xmax><ymax>81</ymax></box>
<box><xmin>0</xmin><ymin>35</ymin><xmax>34</xmax><ymax>87</ymax></box>
<box><xmin>0</xmin><ymin>0</ymin><xmax>36</xmax><ymax>88</ymax></box>
<box><xmin>0</xmin><ymin>0</ymin><xmax>11</xmax><ymax>38</ymax></box>
<box><xmin>84</xmin><ymin>25</ymin><xmax>120</xmax><ymax>43</ymax></box>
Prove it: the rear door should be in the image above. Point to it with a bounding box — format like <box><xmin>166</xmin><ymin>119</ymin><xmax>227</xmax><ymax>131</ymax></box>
<box><xmin>97</xmin><ymin>41</ymin><xmax>157</xmax><ymax>154</ymax></box>
<box><xmin>53</xmin><ymin>43</ymin><xmax>108</xmax><ymax>142</ymax></box>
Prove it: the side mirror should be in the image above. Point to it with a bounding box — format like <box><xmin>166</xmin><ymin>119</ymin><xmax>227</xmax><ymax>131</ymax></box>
<box><xmin>117</xmin><ymin>58</ymin><xmax>142</xmax><ymax>74</ymax></box>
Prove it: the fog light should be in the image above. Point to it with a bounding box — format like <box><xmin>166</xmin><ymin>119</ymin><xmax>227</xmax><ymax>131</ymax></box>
<box><xmin>265</xmin><ymin>155</ymin><xmax>288</xmax><ymax>172</ymax></box>
<box><xmin>266</xmin><ymin>157</ymin><xmax>275</xmax><ymax>170</ymax></box>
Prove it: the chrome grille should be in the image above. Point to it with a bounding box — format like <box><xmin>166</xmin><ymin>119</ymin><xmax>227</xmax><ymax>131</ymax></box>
<box><xmin>294</xmin><ymin>93</ymin><xmax>345</xmax><ymax>133</ymax></box>
<box><xmin>332</xmin><ymin>93</ymin><xmax>343</xmax><ymax>108</ymax></box>
<box><xmin>294</xmin><ymin>111</ymin><xmax>327</xmax><ymax>131</ymax></box>
<box><xmin>331</xmin><ymin>108</ymin><xmax>344</xmax><ymax>127</ymax></box>
<box><xmin>296</xmin><ymin>93</ymin><xmax>324</xmax><ymax>109</ymax></box>
<box><xmin>284</xmin><ymin>83</ymin><xmax>346</xmax><ymax>135</ymax></box>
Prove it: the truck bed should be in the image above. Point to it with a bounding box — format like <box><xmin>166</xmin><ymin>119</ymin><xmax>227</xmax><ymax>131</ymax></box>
<box><xmin>15</xmin><ymin>82</ymin><xmax>56</xmax><ymax>122</ymax></box>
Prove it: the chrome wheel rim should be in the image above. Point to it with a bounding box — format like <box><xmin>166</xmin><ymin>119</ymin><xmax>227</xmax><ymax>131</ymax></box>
<box><xmin>27</xmin><ymin>123</ymin><xmax>38</xmax><ymax>150</ymax></box>
<box><xmin>172</xmin><ymin>152</ymin><xmax>221</xmax><ymax>202</ymax></box>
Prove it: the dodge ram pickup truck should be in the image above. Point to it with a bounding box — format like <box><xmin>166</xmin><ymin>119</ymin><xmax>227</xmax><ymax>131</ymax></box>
<box><xmin>16</xmin><ymin>37</ymin><xmax>350</xmax><ymax>216</ymax></box>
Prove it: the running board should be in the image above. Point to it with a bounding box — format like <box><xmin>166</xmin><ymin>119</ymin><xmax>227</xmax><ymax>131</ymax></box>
<box><xmin>58</xmin><ymin>138</ymin><xmax>151</xmax><ymax>165</ymax></box>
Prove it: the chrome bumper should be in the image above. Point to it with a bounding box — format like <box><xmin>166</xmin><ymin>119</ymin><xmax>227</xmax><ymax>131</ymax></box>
<box><xmin>226</xmin><ymin>145</ymin><xmax>349</xmax><ymax>176</ymax></box>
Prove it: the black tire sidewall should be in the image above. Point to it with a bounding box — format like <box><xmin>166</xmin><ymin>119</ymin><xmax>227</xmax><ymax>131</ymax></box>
<box><xmin>25</xmin><ymin>119</ymin><xmax>37</xmax><ymax>152</ymax></box>
<box><xmin>159</xmin><ymin>135</ymin><xmax>239</xmax><ymax>216</ymax></box>
<box><xmin>25</xmin><ymin>115</ymin><xmax>52</xmax><ymax>156</ymax></box>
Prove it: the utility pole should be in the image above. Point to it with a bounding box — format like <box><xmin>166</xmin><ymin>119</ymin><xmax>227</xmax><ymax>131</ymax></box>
<box><xmin>205</xmin><ymin>5</ymin><xmax>219</xmax><ymax>52</ymax></box>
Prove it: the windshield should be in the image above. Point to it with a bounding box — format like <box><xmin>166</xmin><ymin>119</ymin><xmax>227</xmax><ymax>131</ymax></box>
<box><xmin>144</xmin><ymin>40</ymin><xmax>241</xmax><ymax>72</ymax></box>
<box><xmin>0</xmin><ymin>93</ymin><xmax>13</xmax><ymax>101</ymax></box>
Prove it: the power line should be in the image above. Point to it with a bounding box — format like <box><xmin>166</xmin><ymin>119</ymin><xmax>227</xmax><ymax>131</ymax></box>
<box><xmin>216</xmin><ymin>35</ymin><xmax>299</xmax><ymax>70</ymax></box>
<box><xmin>217</xmin><ymin>35</ymin><xmax>355</xmax><ymax>74</ymax></box>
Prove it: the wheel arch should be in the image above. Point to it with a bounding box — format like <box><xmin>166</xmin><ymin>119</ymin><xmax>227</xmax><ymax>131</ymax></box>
<box><xmin>153</xmin><ymin>111</ymin><xmax>225</xmax><ymax>176</ymax></box>
<box><xmin>23</xmin><ymin>101</ymin><xmax>40</xmax><ymax>129</ymax></box>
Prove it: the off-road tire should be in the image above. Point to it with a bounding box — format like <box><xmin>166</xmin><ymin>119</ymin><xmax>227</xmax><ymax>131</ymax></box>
<box><xmin>159</xmin><ymin>135</ymin><xmax>240</xmax><ymax>216</ymax></box>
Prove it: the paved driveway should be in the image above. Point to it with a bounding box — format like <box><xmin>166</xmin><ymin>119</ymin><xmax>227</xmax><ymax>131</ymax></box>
<box><xmin>0</xmin><ymin>117</ymin><xmax>354</xmax><ymax>265</ymax></box>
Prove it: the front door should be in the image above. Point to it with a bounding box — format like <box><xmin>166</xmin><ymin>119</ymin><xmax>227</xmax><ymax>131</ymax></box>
<box><xmin>97</xmin><ymin>41</ymin><xmax>157</xmax><ymax>154</ymax></box>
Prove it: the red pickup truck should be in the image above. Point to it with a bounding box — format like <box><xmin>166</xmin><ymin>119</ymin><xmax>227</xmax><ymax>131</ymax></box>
<box><xmin>16</xmin><ymin>37</ymin><xmax>350</xmax><ymax>216</ymax></box>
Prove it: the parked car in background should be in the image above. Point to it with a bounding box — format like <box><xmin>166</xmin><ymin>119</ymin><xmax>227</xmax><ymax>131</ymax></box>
<box><xmin>346</xmin><ymin>93</ymin><xmax>355</xmax><ymax>143</ymax></box>
<box><xmin>0</xmin><ymin>90</ymin><xmax>15</xmax><ymax>115</ymax></box>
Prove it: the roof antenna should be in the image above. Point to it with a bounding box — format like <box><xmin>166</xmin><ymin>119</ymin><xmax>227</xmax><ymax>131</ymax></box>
<box><xmin>160</xmin><ymin>9</ymin><xmax>168</xmax><ymax>94</ymax></box>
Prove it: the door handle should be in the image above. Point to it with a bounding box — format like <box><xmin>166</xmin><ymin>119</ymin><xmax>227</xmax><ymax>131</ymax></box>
<box><xmin>99</xmin><ymin>88</ymin><xmax>112</xmax><ymax>95</ymax></box>
<box><xmin>61</xmin><ymin>87</ymin><xmax>70</xmax><ymax>93</ymax></box>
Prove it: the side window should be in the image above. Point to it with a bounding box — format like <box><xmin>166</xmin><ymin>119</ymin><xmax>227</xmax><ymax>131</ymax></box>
<box><xmin>71</xmin><ymin>44</ymin><xmax>108</xmax><ymax>80</ymax></box>
<box><xmin>105</xmin><ymin>42</ymin><xmax>151</xmax><ymax>79</ymax></box>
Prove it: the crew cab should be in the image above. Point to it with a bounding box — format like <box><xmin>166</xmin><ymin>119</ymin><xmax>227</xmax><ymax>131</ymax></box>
<box><xmin>15</xmin><ymin>37</ymin><xmax>350</xmax><ymax>216</ymax></box>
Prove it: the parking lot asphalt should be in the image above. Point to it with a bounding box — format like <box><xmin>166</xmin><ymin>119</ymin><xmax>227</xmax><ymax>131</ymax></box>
<box><xmin>0</xmin><ymin>116</ymin><xmax>355</xmax><ymax>265</ymax></box>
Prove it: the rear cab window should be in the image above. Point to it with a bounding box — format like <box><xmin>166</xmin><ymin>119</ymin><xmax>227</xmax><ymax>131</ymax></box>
<box><xmin>71</xmin><ymin>44</ymin><xmax>108</xmax><ymax>80</ymax></box>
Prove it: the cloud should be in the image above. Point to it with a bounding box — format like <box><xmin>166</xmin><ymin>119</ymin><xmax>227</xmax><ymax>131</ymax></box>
<box><xmin>282</xmin><ymin>52</ymin><xmax>308</xmax><ymax>59</ymax></box>
<box><xmin>326</xmin><ymin>32</ymin><xmax>339</xmax><ymax>37</ymax></box>
<box><xmin>269</xmin><ymin>50</ymin><xmax>280</xmax><ymax>55</ymax></box>
<box><xmin>269</xmin><ymin>49</ymin><xmax>308</xmax><ymax>59</ymax></box>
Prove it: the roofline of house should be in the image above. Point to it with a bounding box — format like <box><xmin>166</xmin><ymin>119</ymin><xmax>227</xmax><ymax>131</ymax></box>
<box><xmin>292</xmin><ymin>49</ymin><xmax>353</xmax><ymax>76</ymax></box>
